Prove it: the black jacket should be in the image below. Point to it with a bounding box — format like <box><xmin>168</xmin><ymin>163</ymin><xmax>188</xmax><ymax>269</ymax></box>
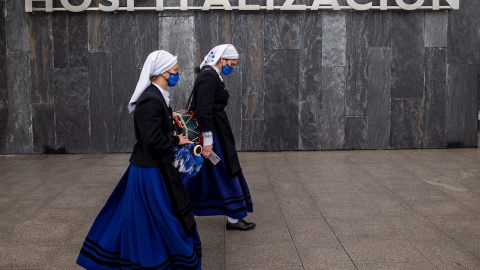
<box><xmin>189</xmin><ymin>66</ymin><xmax>242</xmax><ymax>178</ymax></box>
<box><xmin>129</xmin><ymin>85</ymin><xmax>196</xmax><ymax>236</ymax></box>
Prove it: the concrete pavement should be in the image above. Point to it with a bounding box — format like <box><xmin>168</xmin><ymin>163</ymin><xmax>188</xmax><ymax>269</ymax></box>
<box><xmin>0</xmin><ymin>147</ymin><xmax>479</xmax><ymax>269</ymax></box>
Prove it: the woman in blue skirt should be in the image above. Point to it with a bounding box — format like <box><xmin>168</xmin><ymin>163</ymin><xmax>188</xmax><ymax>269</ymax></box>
<box><xmin>77</xmin><ymin>50</ymin><xmax>202</xmax><ymax>269</ymax></box>
<box><xmin>185</xmin><ymin>44</ymin><xmax>255</xmax><ymax>231</ymax></box>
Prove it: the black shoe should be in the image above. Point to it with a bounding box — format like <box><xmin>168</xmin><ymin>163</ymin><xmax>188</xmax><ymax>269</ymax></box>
<box><xmin>226</xmin><ymin>219</ymin><xmax>256</xmax><ymax>231</ymax></box>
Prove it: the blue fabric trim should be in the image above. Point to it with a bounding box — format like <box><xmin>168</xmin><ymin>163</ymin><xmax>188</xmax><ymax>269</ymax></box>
<box><xmin>184</xmin><ymin>132</ymin><xmax>253</xmax><ymax>219</ymax></box>
<box><xmin>76</xmin><ymin>164</ymin><xmax>202</xmax><ymax>270</ymax></box>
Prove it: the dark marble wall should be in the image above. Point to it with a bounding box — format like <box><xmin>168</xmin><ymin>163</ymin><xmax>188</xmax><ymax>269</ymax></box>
<box><xmin>1</xmin><ymin>2</ymin><xmax>479</xmax><ymax>153</ymax></box>
<box><xmin>0</xmin><ymin>0</ymin><xmax>7</xmax><ymax>153</ymax></box>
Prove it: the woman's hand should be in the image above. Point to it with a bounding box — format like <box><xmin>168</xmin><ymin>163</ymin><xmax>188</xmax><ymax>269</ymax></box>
<box><xmin>202</xmin><ymin>145</ymin><xmax>213</xmax><ymax>158</ymax></box>
<box><xmin>177</xmin><ymin>134</ymin><xmax>193</xmax><ymax>145</ymax></box>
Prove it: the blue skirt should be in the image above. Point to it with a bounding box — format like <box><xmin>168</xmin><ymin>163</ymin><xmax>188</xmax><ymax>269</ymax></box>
<box><xmin>184</xmin><ymin>132</ymin><xmax>253</xmax><ymax>219</ymax></box>
<box><xmin>77</xmin><ymin>164</ymin><xmax>202</xmax><ymax>270</ymax></box>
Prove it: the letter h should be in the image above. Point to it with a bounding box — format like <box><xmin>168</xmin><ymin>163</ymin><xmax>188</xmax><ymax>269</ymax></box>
<box><xmin>25</xmin><ymin>0</ymin><xmax>53</xmax><ymax>12</ymax></box>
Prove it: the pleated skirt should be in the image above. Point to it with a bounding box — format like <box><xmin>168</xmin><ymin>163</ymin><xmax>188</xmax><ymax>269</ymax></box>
<box><xmin>77</xmin><ymin>164</ymin><xmax>202</xmax><ymax>270</ymax></box>
<box><xmin>184</xmin><ymin>132</ymin><xmax>253</xmax><ymax>219</ymax></box>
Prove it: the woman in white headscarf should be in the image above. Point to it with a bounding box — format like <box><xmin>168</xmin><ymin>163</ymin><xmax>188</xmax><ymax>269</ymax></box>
<box><xmin>77</xmin><ymin>50</ymin><xmax>202</xmax><ymax>270</ymax></box>
<box><xmin>185</xmin><ymin>44</ymin><xmax>255</xmax><ymax>231</ymax></box>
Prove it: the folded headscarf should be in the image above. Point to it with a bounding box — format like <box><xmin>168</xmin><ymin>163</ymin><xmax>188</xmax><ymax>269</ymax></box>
<box><xmin>128</xmin><ymin>50</ymin><xmax>177</xmax><ymax>113</ymax></box>
<box><xmin>199</xmin><ymin>44</ymin><xmax>239</xmax><ymax>70</ymax></box>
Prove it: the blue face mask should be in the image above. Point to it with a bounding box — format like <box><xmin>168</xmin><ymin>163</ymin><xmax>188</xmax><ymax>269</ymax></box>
<box><xmin>167</xmin><ymin>72</ymin><xmax>179</xmax><ymax>87</ymax></box>
<box><xmin>222</xmin><ymin>63</ymin><xmax>234</xmax><ymax>76</ymax></box>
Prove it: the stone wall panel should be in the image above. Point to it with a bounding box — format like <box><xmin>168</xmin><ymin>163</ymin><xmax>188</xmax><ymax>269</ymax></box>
<box><xmin>0</xmin><ymin>0</ymin><xmax>7</xmax><ymax>101</ymax></box>
<box><xmin>87</xmin><ymin>11</ymin><xmax>112</xmax><ymax>52</ymax></box>
<box><xmin>345</xmin><ymin>11</ymin><xmax>391</xmax><ymax>117</ymax></box>
<box><xmin>88</xmin><ymin>52</ymin><xmax>113</xmax><ymax>153</ymax></box>
<box><xmin>134</xmin><ymin>12</ymin><xmax>159</xmax><ymax>69</ymax></box>
<box><xmin>391</xmin><ymin>11</ymin><xmax>424</xmax><ymax>99</ymax></box>
<box><xmin>299</xmin><ymin>100</ymin><xmax>321</xmax><ymax>150</ymax></box>
<box><xmin>68</xmin><ymin>13</ymin><xmax>88</xmax><ymax>68</ymax></box>
<box><xmin>32</xmin><ymin>103</ymin><xmax>55</xmax><ymax>152</ymax></box>
<box><xmin>447</xmin><ymin>1</ymin><xmax>480</xmax><ymax>64</ymax></box>
<box><xmin>321</xmin><ymin>66</ymin><xmax>345</xmax><ymax>150</ymax></box>
<box><xmin>446</xmin><ymin>65</ymin><xmax>478</xmax><ymax>148</ymax></box>
<box><xmin>5</xmin><ymin>0</ymin><xmax>29</xmax><ymax>51</ymax></box>
<box><xmin>322</xmin><ymin>12</ymin><xmax>346</xmax><ymax>67</ymax></box>
<box><xmin>0</xmin><ymin>0</ymin><xmax>6</xmax><ymax>153</ymax></box>
<box><xmin>345</xmin><ymin>116</ymin><xmax>367</xmax><ymax>150</ymax></box>
<box><xmin>425</xmin><ymin>11</ymin><xmax>448</xmax><ymax>48</ymax></box>
<box><xmin>265</xmin><ymin>12</ymin><xmax>301</xmax><ymax>50</ymax></box>
<box><xmin>422</xmin><ymin>48</ymin><xmax>447</xmax><ymax>148</ymax></box>
<box><xmin>367</xmin><ymin>47</ymin><xmax>391</xmax><ymax>150</ymax></box>
<box><xmin>241</xmin><ymin>119</ymin><xmax>265</xmax><ymax>151</ymax></box>
<box><xmin>111</xmin><ymin>13</ymin><xmax>137</xmax><ymax>152</ymax></box>
<box><xmin>29</xmin><ymin>14</ymin><xmax>54</xmax><ymax>104</ymax></box>
<box><xmin>299</xmin><ymin>12</ymin><xmax>322</xmax><ymax>150</ymax></box>
<box><xmin>6</xmin><ymin>51</ymin><xmax>33</xmax><ymax>153</ymax></box>
<box><xmin>0</xmin><ymin>106</ymin><xmax>7</xmax><ymax>154</ymax></box>
<box><xmin>238</xmin><ymin>14</ymin><xmax>264</xmax><ymax>122</ymax></box>
<box><xmin>220</xmin><ymin>12</ymin><xmax>242</xmax><ymax>150</ymax></box>
<box><xmin>54</xmin><ymin>68</ymin><xmax>90</xmax><ymax>153</ymax></box>
<box><xmin>346</xmin><ymin>12</ymin><xmax>367</xmax><ymax>117</ymax></box>
<box><xmin>194</xmin><ymin>12</ymin><xmax>217</xmax><ymax>65</ymax></box>
<box><xmin>264</xmin><ymin>49</ymin><xmax>299</xmax><ymax>151</ymax></box>
<box><xmin>53</xmin><ymin>13</ymin><xmax>68</xmax><ymax>69</ymax></box>
<box><xmin>390</xmin><ymin>98</ymin><xmax>422</xmax><ymax>149</ymax></box>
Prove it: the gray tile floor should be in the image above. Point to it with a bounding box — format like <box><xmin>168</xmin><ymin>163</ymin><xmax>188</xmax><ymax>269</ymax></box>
<box><xmin>1</xmin><ymin>147</ymin><xmax>480</xmax><ymax>269</ymax></box>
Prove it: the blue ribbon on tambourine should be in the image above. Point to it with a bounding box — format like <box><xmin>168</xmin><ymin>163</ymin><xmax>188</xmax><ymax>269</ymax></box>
<box><xmin>173</xmin><ymin>144</ymin><xmax>203</xmax><ymax>180</ymax></box>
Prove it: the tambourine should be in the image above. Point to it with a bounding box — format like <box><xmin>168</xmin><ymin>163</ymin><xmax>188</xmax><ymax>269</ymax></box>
<box><xmin>192</xmin><ymin>144</ymin><xmax>203</xmax><ymax>156</ymax></box>
<box><xmin>173</xmin><ymin>110</ymin><xmax>203</xmax><ymax>145</ymax></box>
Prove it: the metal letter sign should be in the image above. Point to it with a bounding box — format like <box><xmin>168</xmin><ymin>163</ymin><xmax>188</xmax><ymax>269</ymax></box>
<box><xmin>99</xmin><ymin>0</ymin><xmax>120</xmax><ymax>12</ymax></box>
<box><xmin>25</xmin><ymin>0</ymin><xmax>460</xmax><ymax>12</ymax></box>
<box><xmin>346</xmin><ymin>0</ymin><xmax>372</xmax><ymax>11</ymax></box>
<box><xmin>60</xmin><ymin>0</ymin><xmax>92</xmax><ymax>12</ymax></box>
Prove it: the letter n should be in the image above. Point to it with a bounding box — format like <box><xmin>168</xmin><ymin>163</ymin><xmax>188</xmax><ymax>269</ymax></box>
<box><xmin>433</xmin><ymin>0</ymin><xmax>459</xmax><ymax>10</ymax></box>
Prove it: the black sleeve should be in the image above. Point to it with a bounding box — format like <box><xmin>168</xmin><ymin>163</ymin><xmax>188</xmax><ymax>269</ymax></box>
<box><xmin>195</xmin><ymin>71</ymin><xmax>218</xmax><ymax>132</ymax></box>
<box><xmin>134</xmin><ymin>96</ymin><xmax>179</xmax><ymax>152</ymax></box>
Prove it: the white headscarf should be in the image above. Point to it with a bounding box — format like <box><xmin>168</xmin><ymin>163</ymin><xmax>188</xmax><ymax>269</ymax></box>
<box><xmin>199</xmin><ymin>44</ymin><xmax>239</xmax><ymax>70</ymax></box>
<box><xmin>128</xmin><ymin>50</ymin><xmax>177</xmax><ymax>113</ymax></box>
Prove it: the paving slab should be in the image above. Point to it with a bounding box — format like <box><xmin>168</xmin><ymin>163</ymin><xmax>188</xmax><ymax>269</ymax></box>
<box><xmin>0</xmin><ymin>147</ymin><xmax>480</xmax><ymax>269</ymax></box>
<box><xmin>297</xmin><ymin>245</ymin><xmax>357</xmax><ymax>270</ymax></box>
<box><xmin>356</xmin><ymin>261</ymin><xmax>437</xmax><ymax>270</ymax></box>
